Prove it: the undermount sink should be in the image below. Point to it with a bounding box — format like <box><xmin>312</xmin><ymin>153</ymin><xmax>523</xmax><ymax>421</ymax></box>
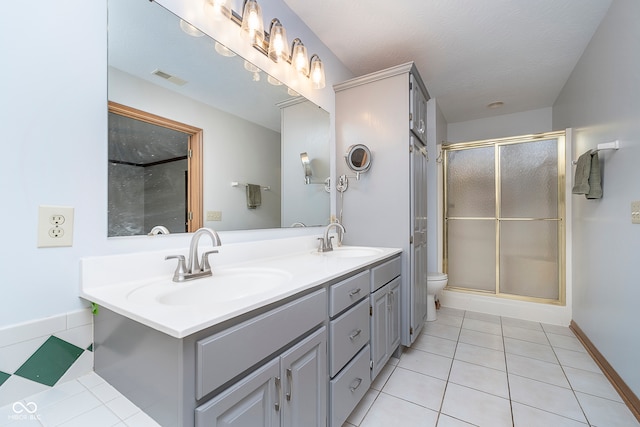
<box><xmin>313</xmin><ymin>246</ymin><xmax>384</xmax><ymax>258</ymax></box>
<box><xmin>126</xmin><ymin>267</ymin><xmax>292</xmax><ymax>308</ymax></box>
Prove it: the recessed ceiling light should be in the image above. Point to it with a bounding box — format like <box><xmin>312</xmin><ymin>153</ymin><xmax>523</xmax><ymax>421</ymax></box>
<box><xmin>487</xmin><ymin>101</ymin><xmax>504</xmax><ymax>109</ymax></box>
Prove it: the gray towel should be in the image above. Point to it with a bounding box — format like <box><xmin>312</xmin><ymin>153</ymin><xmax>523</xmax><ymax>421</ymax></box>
<box><xmin>246</xmin><ymin>184</ymin><xmax>261</xmax><ymax>209</ymax></box>
<box><xmin>586</xmin><ymin>152</ymin><xmax>602</xmax><ymax>199</ymax></box>
<box><xmin>572</xmin><ymin>151</ymin><xmax>592</xmax><ymax>195</ymax></box>
<box><xmin>572</xmin><ymin>151</ymin><xmax>602</xmax><ymax>199</ymax></box>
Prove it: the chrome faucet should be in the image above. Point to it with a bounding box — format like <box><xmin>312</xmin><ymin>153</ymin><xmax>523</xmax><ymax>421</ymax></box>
<box><xmin>148</xmin><ymin>225</ymin><xmax>170</xmax><ymax>236</ymax></box>
<box><xmin>165</xmin><ymin>228</ymin><xmax>221</xmax><ymax>282</ymax></box>
<box><xmin>318</xmin><ymin>222</ymin><xmax>346</xmax><ymax>252</ymax></box>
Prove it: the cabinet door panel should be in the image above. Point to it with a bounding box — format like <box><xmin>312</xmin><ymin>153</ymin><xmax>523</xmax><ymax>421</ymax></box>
<box><xmin>410</xmin><ymin>74</ymin><xmax>428</xmax><ymax>143</ymax></box>
<box><xmin>388</xmin><ymin>277</ymin><xmax>401</xmax><ymax>351</ymax></box>
<box><xmin>195</xmin><ymin>358</ymin><xmax>280</xmax><ymax>427</ymax></box>
<box><xmin>280</xmin><ymin>327</ymin><xmax>327</xmax><ymax>427</ymax></box>
<box><xmin>410</xmin><ymin>136</ymin><xmax>428</xmax><ymax>342</ymax></box>
<box><xmin>370</xmin><ymin>284</ymin><xmax>390</xmax><ymax>379</ymax></box>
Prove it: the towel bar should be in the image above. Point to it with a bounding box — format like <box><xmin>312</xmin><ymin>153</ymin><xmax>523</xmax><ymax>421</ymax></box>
<box><xmin>231</xmin><ymin>181</ymin><xmax>271</xmax><ymax>191</ymax></box>
<box><xmin>571</xmin><ymin>140</ymin><xmax>619</xmax><ymax>165</ymax></box>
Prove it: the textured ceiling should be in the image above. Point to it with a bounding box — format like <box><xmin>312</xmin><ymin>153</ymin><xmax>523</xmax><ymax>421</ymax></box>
<box><xmin>282</xmin><ymin>0</ymin><xmax>612</xmax><ymax>123</ymax></box>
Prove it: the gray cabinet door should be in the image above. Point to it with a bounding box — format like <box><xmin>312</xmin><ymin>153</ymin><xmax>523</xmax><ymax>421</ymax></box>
<box><xmin>410</xmin><ymin>135</ymin><xmax>429</xmax><ymax>341</ymax></box>
<box><xmin>370</xmin><ymin>283</ymin><xmax>390</xmax><ymax>379</ymax></box>
<box><xmin>388</xmin><ymin>277</ymin><xmax>401</xmax><ymax>352</ymax></box>
<box><xmin>280</xmin><ymin>327</ymin><xmax>327</xmax><ymax>427</ymax></box>
<box><xmin>195</xmin><ymin>358</ymin><xmax>280</xmax><ymax>427</ymax></box>
<box><xmin>410</xmin><ymin>74</ymin><xmax>428</xmax><ymax>143</ymax></box>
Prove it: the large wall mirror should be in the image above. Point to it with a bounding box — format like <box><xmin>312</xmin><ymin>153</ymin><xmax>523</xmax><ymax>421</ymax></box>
<box><xmin>107</xmin><ymin>0</ymin><xmax>330</xmax><ymax>237</ymax></box>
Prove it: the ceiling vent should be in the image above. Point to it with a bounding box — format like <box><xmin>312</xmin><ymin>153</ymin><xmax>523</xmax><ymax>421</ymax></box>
<box><xmin>152</xmin><ymin>69</ymin><xmax>187</xmax><ymax>86</ymax></box>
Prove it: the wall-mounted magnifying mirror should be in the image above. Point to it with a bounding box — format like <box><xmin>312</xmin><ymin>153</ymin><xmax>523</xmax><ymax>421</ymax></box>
<box><xmin>337</xmin><ymin>144</ymin><xmax>372</xmax><ymax>193</ymax></box>
<box><xmin>300</xmin><ymin>152</ymin><xmax>312</xmax><ymax>184</ymax></box>
<box><xmin>345</xmin><ymin>144</ymin><xmax>372</xmax><ymax>175</ymax></box>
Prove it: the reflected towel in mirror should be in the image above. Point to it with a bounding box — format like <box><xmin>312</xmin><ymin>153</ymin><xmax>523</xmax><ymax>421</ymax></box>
<box><xmin>246</xmin><ymin>183</ymin><xmax>262</xmax><ymax>209</ymax></box>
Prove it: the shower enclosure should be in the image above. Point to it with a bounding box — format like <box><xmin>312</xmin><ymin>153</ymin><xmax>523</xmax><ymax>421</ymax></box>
<box><xmin>443</xmin><ymin>131</ymin><xmax>566</xmax><ymax>303</ymax></box>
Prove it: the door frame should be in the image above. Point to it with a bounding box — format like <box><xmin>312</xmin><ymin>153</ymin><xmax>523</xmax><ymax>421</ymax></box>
<box><xmin>108</xmin><ymin>101</ymin><xmax>203</xmax><ymax>232</ymax></box>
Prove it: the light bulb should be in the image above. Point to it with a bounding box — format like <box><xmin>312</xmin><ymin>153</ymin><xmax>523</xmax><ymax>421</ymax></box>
<box><xmin>309</xmin><ymin>55</ymin><xmax>326</xmax><ymax>89</ymax></box>
<box><xmin>240</xmin><ymin>0</ymin><xmax>264</xmax><ymax>46</ymax></box>
<box><xmin>204</xmin><ymin>0</ymin><xmax>231</xmax><ymax>20</ymax></box>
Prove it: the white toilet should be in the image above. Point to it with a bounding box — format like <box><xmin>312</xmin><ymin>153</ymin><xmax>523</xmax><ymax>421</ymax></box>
<box><xmin>426</xmin><ymin>272</ymin><xmax>448</xmax><ymax>321</ymax></box>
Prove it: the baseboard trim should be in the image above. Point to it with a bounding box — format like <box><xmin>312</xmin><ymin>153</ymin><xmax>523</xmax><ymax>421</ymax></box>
<box><xmin>570</xmin><ymin>320</ymin><xmax>640</xmax><ymax>422</ymax></box>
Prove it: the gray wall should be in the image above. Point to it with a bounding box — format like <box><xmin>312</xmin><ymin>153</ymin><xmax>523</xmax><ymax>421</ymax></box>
<box><xmin>447</xmin><ymin>107</ymin><xmax>552</xmax><ymax>143</ymax></box>
<box><xmin>553</xmin><ymin>0</ymin><xmax>640</xmax><ymax>396</ymax></box>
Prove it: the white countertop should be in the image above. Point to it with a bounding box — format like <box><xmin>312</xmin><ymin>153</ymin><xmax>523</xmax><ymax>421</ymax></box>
<box><xmin>81</xmin><ymin>236</ymin><xmax>401</xmax><ymax>338</ymax></box>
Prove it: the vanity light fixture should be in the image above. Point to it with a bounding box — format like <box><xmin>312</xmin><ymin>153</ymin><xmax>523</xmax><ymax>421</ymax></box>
<box><xmin>268</xmin><ymin>19</ymin><xmax>290</xmax><ymax>63</ymax></box>
<box><xmin>240</xmin><ymin>0</ymin><xmax>265</xmax><ymax>47</ymax></box>
<box><xmin>287</xmin><ymin>87</ymin><xmax>300</xmax><ymax>97</ymax></box>
<box><xmin>309</xmin><ymin>54</ymin><xmax>326</xmax><ymax>89</ymax></box>
<box><xmin>203</xmin><ymin>0</ymin><xmax>232</xmax><ymax>21</ymax></box>
<box><xmin>194</xmin><ymin>0</ymin><xmax>327</xmax><ymax>90</ymax></box>
<box><xmin>291</xmin><ymin>38</ymin><xmax>309</xmax><ymax>75</ymax></box>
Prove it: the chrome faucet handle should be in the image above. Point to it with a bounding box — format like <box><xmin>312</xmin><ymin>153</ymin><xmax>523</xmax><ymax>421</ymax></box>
<box><xmin>326</xmin><ymin>235</ymin><xmax>335</xmax><ymax>251</ymax></box>
<box><xmin>201</xmin><ymin>250</ymin><xmax>219</xmax><ymax>272</ymax></box>
<box><xmin>317</xmin><ymin>237</ymin><xmax>326</xmax><ymax>252</ymax></box>
<box><xmin>165</xmin><ymin>255</ymin><xmax>187</xmax><ymax>282</ymax></box>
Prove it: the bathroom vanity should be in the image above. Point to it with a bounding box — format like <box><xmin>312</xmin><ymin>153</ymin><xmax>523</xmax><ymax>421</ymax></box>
<box><xmin>82</xmin><ymin>237</ymin><xmax>401</xmax><ymax>426</ymax></box>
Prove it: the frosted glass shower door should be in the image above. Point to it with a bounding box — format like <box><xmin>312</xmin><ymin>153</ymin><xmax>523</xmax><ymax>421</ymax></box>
<box><xmin>444</xmin><ymin>132</ymin><xmax>565</xmax><ymax>303</ymax></box>
<box><xmin>445</xmin><ymin>146</ymin><xmax>496</xmax><ymax>292</ymax></box>
<box><xmin>499</xmin><ymin>140</ymin><xmax>561</xmax><ymax>300</ymax></box>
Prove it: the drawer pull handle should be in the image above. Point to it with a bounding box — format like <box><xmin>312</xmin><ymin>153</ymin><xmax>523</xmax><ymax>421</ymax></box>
<box><xmin>286</xmin><ymin>368</ymin><xmax>293</xmax><ymax>401</ymax></box>
<box><xmin>349</xmin><ymin>378</ymin><xmax>363</xmax><ymax>393</ymax></box>
<box><xmin>349</xmin><ymin>329</ymin><xmax>362</xmax><ymax>341</ymax></box>
<box><xmin>349</xmin><ymin>288</ymin><xmax>362</xmax><ymax>297</ymax></box>
<box><xmin>275</xmin><ymin>377</ymin><xmax>281</xmax><ymax>411</ymax></box>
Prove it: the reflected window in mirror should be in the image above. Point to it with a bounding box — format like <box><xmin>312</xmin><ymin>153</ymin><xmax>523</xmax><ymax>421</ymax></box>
<box><xmin>108</xmin><ymin>102</ymin><xmax>203</xmax><ymax>237</ymax></box>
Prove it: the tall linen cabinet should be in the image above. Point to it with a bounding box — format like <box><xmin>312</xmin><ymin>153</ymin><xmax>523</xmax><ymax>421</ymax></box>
<box><xmin>334</xmin><ymin>62</ymin><xmax>430</xmax><ymax>347</ymax></box>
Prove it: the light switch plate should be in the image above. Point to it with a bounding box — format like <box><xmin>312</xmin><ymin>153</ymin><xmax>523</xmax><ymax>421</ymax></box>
<box><xmin>207</xmin><ymin>210</ymin><xmax>222</xmax><ymax>221</ymax></box>
<box><xmin>632</xmin><ymin>201</ymin><xmax>640</xmax><ymax>224</ymax></box>
<box><xmin>38</xmin><ymin>205</ymin><xmax>74</xmax><ymax>247</ymax></box>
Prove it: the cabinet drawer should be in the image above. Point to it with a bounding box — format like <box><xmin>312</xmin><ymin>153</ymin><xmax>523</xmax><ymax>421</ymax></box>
<box><xmin>329</xmin><ymin>270</ymin><xmax>369</xmax><ymax>317</ymax></box>
<box><xmin>330</xmin><ymin>345</ymin><xmax>371</xmax><ymax>427</ymax></box>
<box><xmin>196</xmin><ymin>288</ymin><xmax>327</xmax><ymax>399</ymax></box>
<box><xmin>371</xmin><ymin>256</ymin><xmax>401</xmax><ymax>292</ymax></box>
<box><xmin>329</xmin><ymin>299</ymin><xmax>370</xmax><ymax>377</ymax></box>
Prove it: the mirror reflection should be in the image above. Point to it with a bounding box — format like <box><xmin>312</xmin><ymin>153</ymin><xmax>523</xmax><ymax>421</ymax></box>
<box><xmin>346</xmin><ymin>144</ymin><xmax>372</xmax><ymax>173</ymax></box>
<box><xmin>107</xmin><ymin>0</ymin><xmax>330</xmax><ymax>236</ymax></box>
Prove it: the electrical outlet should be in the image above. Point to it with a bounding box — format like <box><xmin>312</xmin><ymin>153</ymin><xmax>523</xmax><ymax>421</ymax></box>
<box><xmin>38</xmin><ymin>205</ymin><xmax>74</xmax><ymax>247</ymax></box>
<box><xmin>632</xmin><ymin>201</ymin><xmax>640</xmax><ymax>224</ymax></box>
<box><xmin>206</xmin><ymin>210</ymin><xmax>222</xmax><ymax>221</ymax></box>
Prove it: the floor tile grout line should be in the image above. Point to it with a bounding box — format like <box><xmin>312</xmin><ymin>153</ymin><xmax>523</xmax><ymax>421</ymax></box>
<box><xmin>544</xmin><ymin>325</ymin><xmax>595</xmax><ymax>426</ymax></box>
<box><xmin>433</xmin><ymin>309</ymin><xmax>465</xmax><ymax>427</ymax></box>
<box><xmin>500</xmin><ymin>316</ymin><xmax>516</xmax><ymax>427</ymax></box>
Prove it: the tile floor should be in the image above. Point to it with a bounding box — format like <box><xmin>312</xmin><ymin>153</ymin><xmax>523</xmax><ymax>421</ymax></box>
<box><xmin>344</xmin><ymin>307</ymin><xmax>639</xmax><ymax>427</ymax></box>
<box><xmin>1</xmin><ymin>308</ymin><xmax>638</xmax><ymax>427</ymax></box>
